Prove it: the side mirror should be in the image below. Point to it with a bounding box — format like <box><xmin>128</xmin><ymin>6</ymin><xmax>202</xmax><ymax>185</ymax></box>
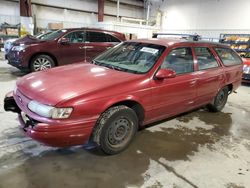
<box><xmin>59</xmin><ymin>38</ymin><xmax>70</xmax><ymax>45</ymax></box>
<box><xmin>155</xmin><ymin>69</ymin><xmax>176</xmax><ymax>80</ymax></box>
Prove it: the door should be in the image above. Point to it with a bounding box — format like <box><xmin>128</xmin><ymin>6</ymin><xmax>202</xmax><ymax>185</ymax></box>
<box><xmin>193</xmin><ymin>47</ymin><xmax>223</xmax><ymax>105</ymax></box>
<box><xmin>84</xmin><ymin>31</ymin><xmax>119</xmax><ymax>61</ymax></box>
<box><xmin>57</xmin><ymin>30</ymin><xmax>86</xmax><ymax>65</ymax></box>
<box><xmin>150</xmin><ymin>47</ymin><xmax>197</xmax><ymax>122</ymax></box>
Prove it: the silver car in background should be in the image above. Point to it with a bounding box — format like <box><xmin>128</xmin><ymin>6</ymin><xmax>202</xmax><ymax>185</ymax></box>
<box><xmin>4</xmin><ymin>31</ymin><xmax>54</xmax><ymax>56</ymax></box>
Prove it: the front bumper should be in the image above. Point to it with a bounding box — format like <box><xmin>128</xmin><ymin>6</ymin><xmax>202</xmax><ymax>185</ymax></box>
<box><xmin>6</xmin><ymin>51</ymin><xmax>29</xmax><ymax>71</ymax></box>
<box><xmin>4</xmin><ymin>92</ymin><xmax>95</xmax><ymax>147</ymax></box>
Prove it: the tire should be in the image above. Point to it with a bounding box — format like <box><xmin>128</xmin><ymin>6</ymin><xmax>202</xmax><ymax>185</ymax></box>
<box><xmin>92</xmin><ymin>105</ymin><xmax>138</xmax><ymax>155</ymax></box>
<box><xmin>207</xmin><ymin>86</ymin><xmax>229</xmax><ymax>112</ymax></box>
<box><xmin>30</xmin><ymin>54</ymin><xmax>55</xmax><ymax>72</ymax></box>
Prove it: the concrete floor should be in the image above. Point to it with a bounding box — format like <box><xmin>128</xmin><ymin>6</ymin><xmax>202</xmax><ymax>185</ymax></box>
<box><xmin>0</xmin><ymin>54</ymin><xmax>250</xmax><ymax>188</ymax></box>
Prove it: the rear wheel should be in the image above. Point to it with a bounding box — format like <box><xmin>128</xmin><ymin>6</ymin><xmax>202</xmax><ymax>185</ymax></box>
<box><xmin>30</xmin><ymin>54</ymin><xmax>55</xmax><ymax>72</ymax></box>
<box><xmin>92</xmin><ymin>105</ymin><xmax>138</xmax><ymax>155</ymax></box>
<box><xmin>207</xmin><ymin>86</ymin><xmax>229</xmax><ymax>112</ymax></box>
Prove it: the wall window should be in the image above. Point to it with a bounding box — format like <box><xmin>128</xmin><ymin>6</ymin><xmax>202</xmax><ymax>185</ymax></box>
<box><xmin>161</xmin><ymin>47</ymin><xmax>194</xmax><ymax>74</ymax></box>
<box><xmin>64</xmin><ymin>31</ymin><xmax>85</xmax><ymax>43</ymax></box>
<box><xmin>194</xmin><ymin>47</ymin><xmax>219</xmax><ymax>70</ymax></box>
<box><xmin>215</xmin><ymin>48</ymin><xmax>242</xmax><ymax>66</ymax></box>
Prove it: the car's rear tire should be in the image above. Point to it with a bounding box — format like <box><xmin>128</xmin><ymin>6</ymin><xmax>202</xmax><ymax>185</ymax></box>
<box><xmin>30</xmin><ymin>54</ymin><xmax>55</xmax><ymax>72</ymax></box>
<box><xmin>92</xmin><ymin>105</ymin><xmax>138</xmax><ymax>155</ymax></box>
<box><xmin>207</xmin><ymin>86</ymin><xmax>229</xmax><ymax>112</ymax></box>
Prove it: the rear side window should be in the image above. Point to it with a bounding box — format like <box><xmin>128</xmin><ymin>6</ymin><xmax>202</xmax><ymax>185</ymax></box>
<box><xmin>86</xmin><ymin>31</ymin><xmax>107</xmax><ymax>42</ymax></box>
<box><xmin>106</xmin><ymin>34</ymin><xmax>121</xmax><ymax>42</ymax></box>
<box><xmin>194</xmin><ymin>47</ymin><xmax>219</xmax><ymax>70</ymax></box>
<box><xmin>215</xmin><ymin>48</ymin><xmax>242</xmax><ymax>66</ymax></box>
<box><xmin>161</xmin><ymin>47</ymin><xmax>194</xmax><ymax>74</ymax></box>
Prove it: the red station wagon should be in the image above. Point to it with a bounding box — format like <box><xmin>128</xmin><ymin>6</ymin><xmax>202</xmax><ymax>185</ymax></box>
<box><xmin>6</xmin><ymin>28</ymin><xmax>126</xmax><ymax>72</ymax></box>
<box><xmin>4</xmin><ymin>39</ymin><xmax>243</xmax><ymax>154</ymax></box>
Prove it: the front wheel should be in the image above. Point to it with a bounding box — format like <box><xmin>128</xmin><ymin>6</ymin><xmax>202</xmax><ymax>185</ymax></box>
<box><xmin>30</xmin><ymin>54</ymin><xmax>55</xmax><ymax>72</ymax></box>
<box><xmin>92</xmin><ymin>105</ymin><xmax>138</xmax><ymax>155</ymax></box>
<box><xmin>207</xmin><ymin>86</ymin><xmax>229</xmax><ymax>112</ymax></box>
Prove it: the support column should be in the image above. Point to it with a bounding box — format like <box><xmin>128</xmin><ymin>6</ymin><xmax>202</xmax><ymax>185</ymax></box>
<box><xmin>98</xmin><ymin>0</ymin><xmax>104</xmax><ymax>22</ymax></box>
<box><xmin>20</xmin><ymin>0</ymin><xmax>33</xmax><ymax>36</ymax></box>
<box><xmin>20</xmin><ymin>0</ymin><xmax>32</xmax><ymax>17</ymax></box>
<box><xmin>146</xmin><ymin>2</ymin><xmax>150</xmax><ymax>26</ymax></box>
<box><xmin>117</xmin><ymin>0</ymin><xmax>120</xmax><ymax>21</ymax></box>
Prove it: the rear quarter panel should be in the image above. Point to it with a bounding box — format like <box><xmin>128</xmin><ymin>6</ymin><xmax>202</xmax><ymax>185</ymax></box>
<box><xmin>223</xmin><ymin>64</ymin><xmax>242</xmax><ymax>91</ymax></box>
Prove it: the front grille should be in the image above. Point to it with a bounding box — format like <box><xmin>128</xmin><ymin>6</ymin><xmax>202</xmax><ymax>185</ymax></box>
<box><xmin>21</xmin><ymin>112</ymin><xmax>40</xmax><ymax>128</ymax></box>
<box><xmin>242</xmin><ymin>73</ymin><xmax>250</xmax><ymax>80</ymax></box>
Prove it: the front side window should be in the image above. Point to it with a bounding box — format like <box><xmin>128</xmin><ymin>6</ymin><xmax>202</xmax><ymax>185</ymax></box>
<box><xmin>215</xmin><ymin>48</ymin><xmax>242</xmax><ymax>66</ymax></box>
<box><xmin>194</xmin><ymin>47</ymin><xmax>219</xmax><ymax>70</ymax></box>
<box><xmin>86</xmin><ymin>31</ymin><xmax>107</xmax><ymax>42</ymax></box>
<box><xmin>64</xmin><ymin>31</ymin><xmax>85</xmax><ymax>43</ymax></box>
<box><xmin>161</xmin><ymin>47</ymin><xmax>194</xmax><ymax>74</ymax></box>
<box><xmin>94</xmin><ymin>42</ymin><xmax>166</xmax><ymax>74</ymax></box>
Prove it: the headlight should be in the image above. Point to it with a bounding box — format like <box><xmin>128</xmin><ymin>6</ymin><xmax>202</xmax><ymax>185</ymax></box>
<box><xmin>28</xmin><ymin>100</ymin><xmax>73</xmax><ymax>119</ymax></box>
<box><xmin>12</xmin><ymin>45</ymin><xmax>28</xmax><ymax>51</ymax></box>
<box><xmin>51</xmin><ymin>108</ymin><xmax>73</xmax><ymax>119</ymax></box>
<box><xmin>243</xmin><ymin>65</ymin><xmax>250</xmax><ymax>74</ymax></box>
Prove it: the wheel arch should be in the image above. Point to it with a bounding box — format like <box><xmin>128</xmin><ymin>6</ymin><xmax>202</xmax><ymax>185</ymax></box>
<box><xmin>103</xmin><ymin>99</ymin><xmax>145</xmax><ymax>127</ymax></box>
<box><xmin>29</xmin><ymin>52</ymin><xmax>58</xmax><ymax>68</ymax></box>
<box><xmin>227</xmin><ymin>83</ymin><xmax>233</xmax><ymax>94</ymax></box>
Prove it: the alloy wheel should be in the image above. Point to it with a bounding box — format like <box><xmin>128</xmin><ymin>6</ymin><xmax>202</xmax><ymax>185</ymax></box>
<box><xmin>33</xmin><ymin>58</ymin><xmax>52</xmax><ymax>71</ymax></box>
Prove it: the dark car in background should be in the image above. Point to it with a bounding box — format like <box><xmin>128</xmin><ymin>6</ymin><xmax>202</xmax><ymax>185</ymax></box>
<box><xmin>6</xmin><ymin>28</ymin><xmax>126</xmax><ymax>72</ymax></box>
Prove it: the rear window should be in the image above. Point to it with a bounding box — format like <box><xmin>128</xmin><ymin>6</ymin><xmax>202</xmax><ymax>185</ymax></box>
<box><xmin>86</xmin><ymin>31</ymin><xmax>106</xmax><ymax>42</ymax></box>
<box><xmin>194</xmin><ymin>47</ymin><xmax>219</xmax><ymax>70</ymax></box>
<box><xmin>215</xmin><ymin>48</ymin><xmax>242</xmax><ymax>66</ymax></box>
<box><xmin>106</xmin><ymin>34</ymin><xmax>121</xmax><ymax>42</ymax></box>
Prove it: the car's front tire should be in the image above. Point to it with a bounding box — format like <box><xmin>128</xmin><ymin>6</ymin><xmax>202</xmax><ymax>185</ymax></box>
<box><xmin>207</xmin><ymin>86</ymin><xmax>229</xmax><ymax>112</ymax></box>
<box><xmin>30</xmin><ymin>54</ymin><xmax>55</xmax><ymax>72</ymax></box>
<box><xmin>92</xmin><ymin>105</ymin><xmax>138</xmax><ymax>155</ymax></box>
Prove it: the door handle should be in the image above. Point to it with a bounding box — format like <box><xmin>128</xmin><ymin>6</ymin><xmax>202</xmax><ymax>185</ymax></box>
<box><xmin>79</xmin><ymin>46</ymin><xmax>94</xmax><ymax>49</ymax></box>
<box><xmin>189</xmin><ymin>80</ymin><xmax>197</xmax><ymax>87</ymax></box>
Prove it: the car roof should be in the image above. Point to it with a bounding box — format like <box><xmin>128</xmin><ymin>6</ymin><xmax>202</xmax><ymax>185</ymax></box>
<box><xmin>128</xmin><ymin>38</ymin><xmax>229</xmax><ymax>48</ymax></box>
<box><xmin>61</xmin><ymin>27</ymin><xmax>123</xmax><ymax>35</ymax></box>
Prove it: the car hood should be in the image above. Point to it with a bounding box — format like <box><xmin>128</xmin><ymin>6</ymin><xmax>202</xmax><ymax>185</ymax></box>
<box><xmin>5</xmin><ymin>38</ymin><xmax>18</xmax><ymax>44</ymax></box>
<box><xmin>13</xmin><ymin>35</ymin><xmax>44</xmax><ymax>45</ymax></box>
<box><xmin>16</xmin><ymin>63</ymin><xmax>142</xmax><ymax>106</ymax></box>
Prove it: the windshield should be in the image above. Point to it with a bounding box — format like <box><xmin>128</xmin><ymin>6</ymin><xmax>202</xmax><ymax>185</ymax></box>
<box><xmin>41</xmin><ymin>29</ymin><xmax>67</xmax><ymax>40</ymax></box>
<box><xmin>94</xmin><ymin>42</ymin><xmax>166</xmax><ymax>74</ymax></box>
<box><xmin>35</xmin><ymin>32</ymin><xmax>53</xmax><ymax>39</ymax></box>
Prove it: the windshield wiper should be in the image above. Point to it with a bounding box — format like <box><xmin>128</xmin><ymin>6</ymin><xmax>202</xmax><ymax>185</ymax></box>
<box><xmin>104</xmin><ymin>64</ymin><xmax>128</xmax><ymax>72</ymax></box>
<box><xmin>92</xmin><ymin>60</ymin><xmax>140</xmax><ymax>74</ymax></box>
<box><xmin>92</xmin><ymin>60</ymin><xmax>100</xmax><ymax>65</ymax></box>
<box><xmin>92</xmin><ymin>60</ymin><xmax>109</xmax><ymax>67</ymax></box>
